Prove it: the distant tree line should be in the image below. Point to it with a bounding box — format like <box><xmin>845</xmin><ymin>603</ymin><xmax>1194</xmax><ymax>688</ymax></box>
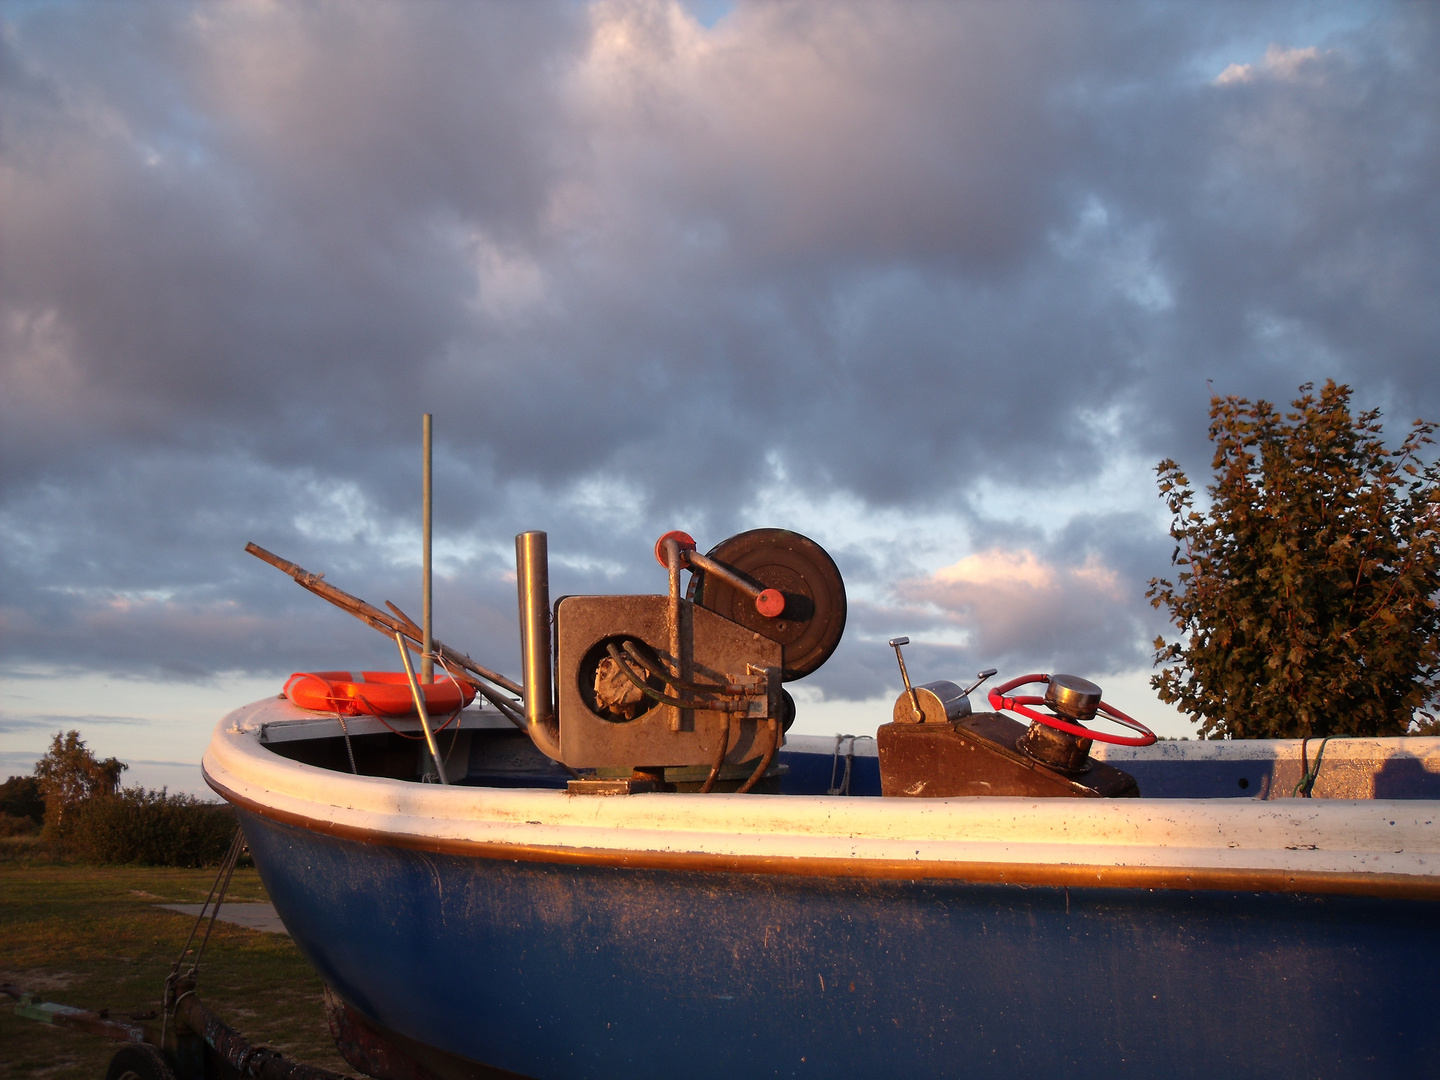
<box><xmin>0</xmin><ymin>731</ymin><xmax>236</xmax><ymax>866</ymax></box>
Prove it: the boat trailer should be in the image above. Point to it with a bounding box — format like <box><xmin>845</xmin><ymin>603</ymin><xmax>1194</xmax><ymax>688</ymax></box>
<box><xmin>2</xmin><ymin>829</ymin><xmax>430</xmax><ymax>1080</ymax></box>
<box><xmin>4</xmin><ymin>979</ymin><xmax>361</xmax><ymax>1080</ymax></box>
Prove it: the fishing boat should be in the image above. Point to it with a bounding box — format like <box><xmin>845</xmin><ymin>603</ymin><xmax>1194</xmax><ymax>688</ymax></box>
<box><xmin>204</xmin><ymin>528</ymin><xmax>1440</xmax><ymax>1080</ymax></box>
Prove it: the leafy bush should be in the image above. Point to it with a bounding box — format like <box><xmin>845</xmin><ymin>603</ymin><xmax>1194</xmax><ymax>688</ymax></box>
<box><xmin>0</xmin><ymin>814</ymin><xmax>41</xmax><ymax>838</ymax></box>
<box><xmin>0</xmin><ymin>775</ymin><xmax>45</xmax><ymax>825</ymax></box>
<box><xmin>20</xmin><ymin>731</ymin><xmax>236</xmax><ymax>865</ymax></box>
<box><xmin>60</xmin><ymin>788</ymin><xmax>237</xmax><ymax>867</ymax></box>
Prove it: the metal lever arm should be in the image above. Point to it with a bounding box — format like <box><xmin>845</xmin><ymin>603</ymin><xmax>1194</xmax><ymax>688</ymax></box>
<box><xmin>963</xmin><ymin>668</ymin><xmax>999</xmax><ymax>697</ymax></box>
<box><xmin>396</xmin><ymin>632</ymin><xmax>449</xmax><ymax>784</ymax></box>
<box><xmin>685</xmin><ymin>550</ymin><xmax>786</xmax><ymax>618</ymax></box>
<box><xmin>654</xmin><ymin>531</ymin><xmax>785</xmax><ymax>618</ymax></box>
<box><xmin>888</xmin><ymin>637</ymin><xmax>923</xmax><ymax>722</ymax></box>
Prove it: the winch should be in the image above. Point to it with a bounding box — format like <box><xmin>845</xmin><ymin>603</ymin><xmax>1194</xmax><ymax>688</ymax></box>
<box><xmin>517</xmin><ymin>527</ymin><xmax>846</xmax><ymax>792</ymax></box>
<box><xmin>876</xmin><ymin>640</ymin><xmax>1151</xmax><ymax>798</ymax></box>
<box><xmin>249</xmin><ymin>524</ymin><xmax>1158</xmax><ymax>799</ymax></box>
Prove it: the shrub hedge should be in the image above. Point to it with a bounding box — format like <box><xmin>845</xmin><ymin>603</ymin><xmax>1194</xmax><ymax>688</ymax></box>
<box><xmin>59</xmin><ymin>788</ymin><xmax>238</xmax><ymax>867</ymax></box>
<box><xmin>0</xmin><ymin>775</ymin><xmax>44</xmax><ymax>825</ymax></box>
<box><xmin>0</xmin><ymin>814</ymin><xmax>40</xmax><ymax>838</ymax></box>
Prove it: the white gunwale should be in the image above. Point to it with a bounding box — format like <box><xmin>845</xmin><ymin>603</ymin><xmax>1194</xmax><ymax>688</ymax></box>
<box><xmin>205</xmin><ymin>697</ymin><xmax>1440</xmax><ymax>899</ymax></box>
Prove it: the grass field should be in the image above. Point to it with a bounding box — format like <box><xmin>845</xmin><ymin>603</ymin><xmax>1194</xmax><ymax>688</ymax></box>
<box><xmin>0</xmin><ymin>842</ymin><xmax>351</xmax><ymax>1079</ymax></box>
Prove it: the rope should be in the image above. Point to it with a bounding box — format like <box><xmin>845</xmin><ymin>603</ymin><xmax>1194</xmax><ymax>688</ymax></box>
<box><xmin>1293</xmin><ymin>736</ymin><xmax>1333</xmax><ymax>798</ymax></box>
<box><xmin>828</xmin><ymin>734</ymin><xmax>855</xmax><ymax>796</ymax></box>
<box><xmin>184</xmin><ymin>833</ymin><xmax>244</xmax><ymax>981</ymax></box>
<box><xmin>161</xmin><ymin>828</ymin><xmax>245</xmax><ymax>1047</ymax></box>
<box><xmin>358</xmin><ymin>695</ymin><xmax>462</xmax><ymax>740</ymax></box>
<box><xmin>442</xmin><ymin>711</ymin><xmax>464</xmax><ymax>776</ymax></box>
<box><xmin>334</xmin><ymin>709</ymin><xmax>358</xmax><ymax>774</ymax></box>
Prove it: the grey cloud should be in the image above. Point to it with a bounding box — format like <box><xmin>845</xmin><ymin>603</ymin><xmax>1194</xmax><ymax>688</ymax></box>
<box><xmin>1</xmin><ymin>1</ymin><xmax>1436</xmax><ymax>706</ymax></box>
<box><xmin>841</xmin><ymin>513</ymin><xmax>1165</xmax><ymax>687</ymax></box>
<box><xmin>0</xmin><ymin>710</ymin><xmax>154</xmax><ymax>734</ymax></box>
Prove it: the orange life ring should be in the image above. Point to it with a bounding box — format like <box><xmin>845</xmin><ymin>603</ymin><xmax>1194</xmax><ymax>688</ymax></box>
<box><xmin>283</xmin><ymin>671</ymin><xmax>476</xmax><ymax>717</ymax></box>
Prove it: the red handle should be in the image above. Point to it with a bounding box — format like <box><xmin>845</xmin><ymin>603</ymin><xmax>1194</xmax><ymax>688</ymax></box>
<box><xmin>654</xmin><ymin>530</ymin><xmax>697</xmax><ymax>568</ymax></box>
<box><xmin>988</xmin><ymin>674</ymin><xmax>1156</xmax><ymax>747</ymax></box>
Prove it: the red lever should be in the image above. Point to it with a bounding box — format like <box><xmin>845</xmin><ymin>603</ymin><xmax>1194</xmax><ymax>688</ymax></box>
<box><xmin>653</xmin><ymin>530</ymin><xmax>697</xmax><ymax>569</ymax></box>
<box><xmin>987</xmin><ymin>673</ymin><xmax>1156</xmax><ymax>747</ymax></box>
<box><xmin>654</xmin><ymin>532</ymin><xmax>785</xmax><ymax>619</ymax></box>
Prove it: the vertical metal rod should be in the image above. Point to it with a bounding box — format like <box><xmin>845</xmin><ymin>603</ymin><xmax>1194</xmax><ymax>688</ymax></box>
<box><xmin>516</xmin><ymin>531</ymin><xmax>555</xmax><ymax>733</ymax></box>
<box><xmin>421</xmin><ymin>414</ymin><xmax>434</xmax><ymax>683</ymax></box>
<box><xmin>665</xmin><ymin>538</ymin><xmax>683</xmax><ymax>732</ymax></box>
<box><xmin>397</xmin><ymin>632</ymin><xmax>448</xmax><ymax>784</ymax></box>
<box><xmin>889</xmin><ymin>637</ymin><xmax>923</xmax><ymax>722</ymax></box>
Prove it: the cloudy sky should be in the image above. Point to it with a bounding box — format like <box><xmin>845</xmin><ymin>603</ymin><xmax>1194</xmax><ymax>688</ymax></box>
<box><xmin>2</xmin><ymin>1</ymin><xmax>1436</xmax><ymax>792</ymax></box>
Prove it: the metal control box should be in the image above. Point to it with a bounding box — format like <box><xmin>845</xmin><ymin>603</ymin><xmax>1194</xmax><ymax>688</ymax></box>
<box><xmin>878</xmin><ymin>712</ymin><xmax>1140</xmax><ymax>798</ymax></box>
<box><xmin>554</xmin><ymin>594</ymin><xmax>782</xmax><ymax>768</ymax></box>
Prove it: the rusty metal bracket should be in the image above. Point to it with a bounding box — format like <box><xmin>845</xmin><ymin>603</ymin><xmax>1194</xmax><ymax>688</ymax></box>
<box><xmin>173</xmin><ymin>993</ymin><xmax>358</xmax><ymax>1079</ymax></box>
<box><xmin>5</xmin><ymin>986</ymin><xmax>148</xmax><ymax>1044</ymax></box>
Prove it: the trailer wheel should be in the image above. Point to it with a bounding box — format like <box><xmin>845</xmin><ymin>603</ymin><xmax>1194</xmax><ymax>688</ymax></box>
<box><xmin>105</xmin><ymin>1045</ymin><xmax>175</xmax><ymax>1080</ymax></box>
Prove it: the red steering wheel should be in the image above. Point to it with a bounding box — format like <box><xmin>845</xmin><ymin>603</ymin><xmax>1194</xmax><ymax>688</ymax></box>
<box><xmin>988</xmin><ymin>673</ymin><xmax>1156</xmax><ymax>747</ymax></box>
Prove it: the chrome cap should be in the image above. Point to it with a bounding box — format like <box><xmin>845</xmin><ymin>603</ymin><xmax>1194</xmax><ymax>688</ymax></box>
<box><xmin>1044</xmin><ymin>673</ymin><xmax>1102</xmax><ymax>721</ymax></box>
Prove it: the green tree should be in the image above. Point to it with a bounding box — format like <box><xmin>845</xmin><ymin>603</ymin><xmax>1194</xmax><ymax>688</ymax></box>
<box><xmin>1148</xmin><ymin>381</ymin><xmax>1440</xmax><ymax>738</ymax></box>
<box><xmin>33</xmin><ymin>730</ymin><xmax>126</xmax><ymax>835</ymax></box>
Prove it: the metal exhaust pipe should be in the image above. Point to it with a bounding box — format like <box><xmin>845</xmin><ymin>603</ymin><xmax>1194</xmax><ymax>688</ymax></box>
<box><xmin>515</xmin><ymin>531</ymin><xmax>556</xmax><ymax>735</ymax></box>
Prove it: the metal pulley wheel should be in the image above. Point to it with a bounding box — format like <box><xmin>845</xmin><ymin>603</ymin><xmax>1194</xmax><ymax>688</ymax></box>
<box><xmin>688</xmin><ymin>529</ymin><xmax>846</xmax><ymax>681</ymax></box>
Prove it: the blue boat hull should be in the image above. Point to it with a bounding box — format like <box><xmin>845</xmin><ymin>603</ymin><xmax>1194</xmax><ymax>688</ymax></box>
<box><xmin>240</xmin><ymin>808</ymin><xmax>1439</xmax><ymax>1080</ymax></box>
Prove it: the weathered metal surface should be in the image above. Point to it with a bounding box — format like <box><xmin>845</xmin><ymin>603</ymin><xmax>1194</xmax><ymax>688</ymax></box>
<box><xmin>689</xmin><ymin>528</ymin><xmax>846</xmax><ymax>679</ymax></box>
<box><xmin>515</xmin><ymin>531</ymin><xmax>555</xmax><ymax>736</ymax></box>
<box><xmin>1044</xmin><ymin>673</ymin><xmax>1103</xmax><ymax>719</ymax></box>
<box><xmin>173</xmin><ymin>993</ymin><xmax>352</xmax><ymax>1080</ymax></box>
<box><xmin>886</xmin><ymin>637</ymin><xmax>923</xmax><ymax>720</ymax></box>
<box><xmin>104</xmin><ymin>1043</ymin><xmax>177</xmax><ymax>1080</ymax></box>
<box><xmin>1016</xmin><ymin>719</ymin><xmax>1093</xmax><ymax>773</ymax></box>
<box><xmin>565</xmin><ymin>775</ymin><xmax>668</xmax><ymax>795</ymax></box>
<box><xmin>889</xmin><ymin>680</ymin><xmax>972</xmax><ymax>725</ymax></box>
<box><xmin>396</xmin><ymin>631</ymin><xmax>449</xmax><ymax>784</ymax></box>
<box><xmin>877</xmin><ymin>712</ymin><xmax>1139</xmax><ymax>798</ymax></box>
<box><xmin>554</xmin><ymin>594</ymin><xmax>781</xmax><ymax>768</ymax></box>
<box><xmin>664</xmin><ymin>535</ymin><xmax>685</xmax><ymax>731</ymax></box>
